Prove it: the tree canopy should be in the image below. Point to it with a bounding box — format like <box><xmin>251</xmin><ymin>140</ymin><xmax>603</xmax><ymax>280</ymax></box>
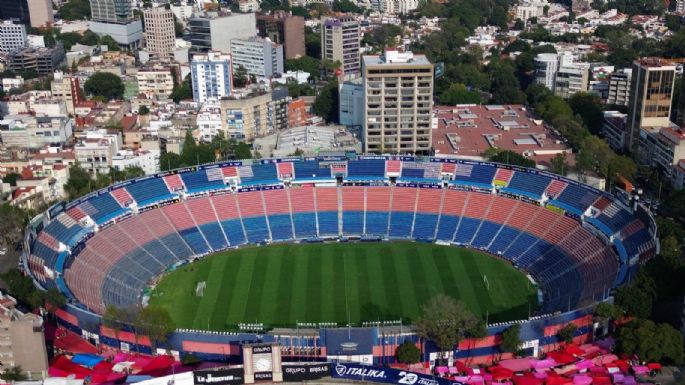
<box><xmin>313</xmin><ymin>79</ymin><xmax>339</xmax><ymax>123</ymax></box>
<box><xmin>616</xmin><ymin>319</ymin><xmax>683</xmax><ymax>364</ymax></box>
<box><xmin>396</xmin><ymin>341</ymin><xmax>422</xmax><ymax>364</ymax></box>
<box><xmin>500</xmin><ymin>324</ymin><xmax>522</xmax><ymax>355</ymax></box>
<box><xmin>485</xmin><ymin>148</ymin><xmax>536</xmax><ymax>168</ymax></box>
<box><xmin>59</xmin><ymin>0</ymin><xmax>91</xmax><ymax>20</ymax></box>
<box><xmin>415</xmin><ymin>294</ymin><xmax>485</xmax><ymax>352</ymax></box>
<box><xmin>84</xmin><ymin>72</ymin><xmax>124</xmax><ymax>100</ymax></box>
<box><xmin>558</xmin><ymin>323</ymin><xmax>577</xmax><ymax>344</ymax></box>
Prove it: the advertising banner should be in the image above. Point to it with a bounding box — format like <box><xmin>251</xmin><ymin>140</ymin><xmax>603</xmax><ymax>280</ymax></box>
<box><xmin>331</xmin><ymin>363</ymin><xmax>461</xmax><ymax>385</ymax></box>
<box><xmin>194</xmin><ymin>368</ymin><xmax>245</xmax><ymax>385</ymax></box>
<box><xmin>282</xmin><ymin>364</ymin><xmax>330</xmax><ymax>382</ymax></box>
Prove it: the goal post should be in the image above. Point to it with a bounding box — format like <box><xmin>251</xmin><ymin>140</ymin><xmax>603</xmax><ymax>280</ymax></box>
<box><xmin>196</xmin><ymin>281</ymin><xmax>206</xmax><ymax>297</ymax></box>
<box><xmin>483</xmin><ymin>275</ymin><xmax>490</xmax><ymax>291</ymax></box>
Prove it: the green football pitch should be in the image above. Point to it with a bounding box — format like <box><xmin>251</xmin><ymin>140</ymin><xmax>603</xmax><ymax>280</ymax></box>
<box><xmin>148</xmin><ymin>242</ymin><xmax>537</xmax><ymax>330</ymax></box>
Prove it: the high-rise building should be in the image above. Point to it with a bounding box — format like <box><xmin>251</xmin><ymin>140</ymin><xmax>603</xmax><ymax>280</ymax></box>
<box><xmin>230</xmin><ymin>37</ymin><xmax>284</xmax><ymax>78</ymax></box>
<box><xmin>270</xmin><ymin>88</ymin><xmax>290</xmax><ymax>131</ymax></box>
<box><xmin>607</xmin><ymin>68</ymin><xmax>632</xmax><ymax>106</ymax></box>
<box><xmin>0</xmin><ymin>20</ymin><xmax>26</xmax><ymax>53</ymax></box>
<box><xmin>191</xmin><ymin>51</ymin><xmax>233</xmax><ymax>104</ymax></box>
<box><xmin>362</xmin><ymin>50</ymin><xmax>433</xmax><ymax>154</ymax></box>
<box><xmin>0</xmin><ymin>0</ymin><xmax>30</xmax><ymax>25</ymax></box>
<box><xmin>89</xmin><ymin>0</ymin><xmax>143</xmax><ymax>51</ymax></box>
<box><xmin>339</xmin><ymin>78</ymin><xmax>364</xmax><ymax>127</ymax></box>
<box><xmin>321</xmin><ymin>16</ymin><xmax>361</xmax><ymax>75</ymax></box>
<box><xmin>533</xmin><ymin>53</ymin><xmax>559</xmax><ymax>91</ymax></box>
<box><xmin>554</xmin><ymin>63</ymin><xmax>590</xmax><ymax>99</ymax></box>
<box><xmin>220</xmin><ymin>91</ymin><xmax>272</xmax><ymax>140</ymax></box>
<box><xmin>51</xmin><ymin>71</ymin><xmax>83</xmax><ymax>115</ymax></box>
<box><xmin>256</xmin><ymin>11</ymin><xmax>305</xmax><ymax>59</ymax></box>
<box><xmin>143</xmin><ymin>6</ymin><xmax>176</xmax><ymax>59</ymax></box>
<box><xmin>28</xmin><ymin>0</ymin><xmax>53</xmax><ymax>27</ymax></box>
<box><xmin>627</xmin><ymin>57</ymin><xmax>676</xmax><ymax>152</ymax></box>
<box><xmin>189</xmin><ymin>12</ymin><xmax>257</xmax><ymax>53</ymax></box>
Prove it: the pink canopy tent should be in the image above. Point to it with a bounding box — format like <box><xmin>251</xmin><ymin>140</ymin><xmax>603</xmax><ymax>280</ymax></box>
<box><xmin>553</xmin><ymin>365</ymin><xmax>577</xmax><ymax>376</ymax></box>
<box><xmin>531</xmin><ymin>359</ymin><xmax>557</xmax><ymax>370</ymax></box>
<box><xmin>545</xmin><ymin>374</ymin><xmax>573</xmax><ymax>385</ymax></box>
<box><xmin>466</xmin><ymin>375</ymin><xmax>485</xmax><ymax>385</ymax></box>
<box><xmin>437</xmin><ymin>367</ymin><xmax>450</xmax><ymax>375</ymax></box>
<box><xmin>576</xmin><ymin>360</ymin><xmax>595</xmax><ymax>370</ymax></box>
<box><xmin>490</xmin><ymin>367</ymin><xmax>514</xmax><ymax>381</ymax></box>
<box><xmin>533</xmin><ymin>371</ymin><xmax>548</xmax><ymax>379</ymax></box>
<box><xmin>592</xmin><ymin>355</ymin><xmax>618</xmax><ymax>366</ymax></box>
<box><xmin>631</xmin><ymin>366</ymin><xmax>649</xmax><ymax>375</ymax></box>
<box><xmin>513</xmin><ymin>374</ymin><xmax>543</xmax><ymax>385</ymax></box>
<box><xmin>500</xmin><ymin>359</ymin><xmax>533</xmax><ymax>372</ymax></box>
<box><xmin>622</xmin><ymin>376</ymin><xmax>637</xmax><ymax>385</ymax></box>
<box><xmin>572</xmin><ymin>375</ymin><xmax>592</xmax><ymax>385</ymax></box>
<box><xmin>547</xmin><ymin>352</ymin><xmax>577</xmax><ymax>365</ymax></box>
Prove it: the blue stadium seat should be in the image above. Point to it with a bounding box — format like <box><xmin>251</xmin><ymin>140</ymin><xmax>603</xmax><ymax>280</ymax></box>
<box><xmin>220</xmin><ymin>219</ymin><xmax>247</xmax><ymax>246</ymax></box>
<box><xmin>389</xmin><ymin>212</ymin><xmax>413</xmax><ymax>238</ymax></box>
<box><xmin>454</xmin><ymin>218</ymin><xmax>480</xmax><ymax>244</ymax></box>
<box><xmin>435</xmin><ymin>215</ymin><xmax>459</xmax><ymax>241</ymax></box>
<box><xmin>241</xmin><ymin>164</ymin><xmax>279</xmax><ymax>185</ymax></box>
<box><xmin>159</xmin><ymin>233</ymin><xmax>194</xmax><ymax>260</ymax></box>
<box><xmin>292</xmin><ymin>213</ymin><xmax>317</xmax><ymax>238</ymax></box>
<box><xmin>317</xmin><ymin>212</ymin><xmax>338</xmax><ymax>236</ymax></box>
<box><xmin>179</xmin><ymin>228</ymin><xmax>211</xmax><ymax>255</ymax></box>
<box><xmin>454</xmin><ymin>164</ymin><xmax>496</xmax><ymax>187</ymax></box>
<box><xmin>412</xmin><ymin>213</ymin><xmax>438</xmax><ymax>240</ymax></box>
<box><xmin>502</xmin><ymin>232</ymin><xmax>538</xmax><ymax>261</ymax></box>
<box><xmin>87</xmin><ymin>193</ymin><xmax>127</xmax><ymax>223</ymax></box>
<box><xmin>348</xmin><ymin>159</ymin><xmax>385</xmax><ymax>178</ymax></box>
<box><xmin>126</xmin><ymin>178</ymin><xmax>173</xmax><ymax>206</ymax></box>
<box><xmin>365</xmin><ymin>212</ymin><xmax>388</xmax><ymax>236</ymax></box>
<box><xmin>294</xmin><ymin>161</ymin><xmax>330</xmax><ymax>180</ymax></box>
<box><xmin>504</xmin><ymin>172</ymin><xmax>550</xmax><ymax>198</ymax></box>
<box><xmin>31</xmin><ymin>241</ymin><xmax>59</xmax><ymax>269</ymax></box>
<box><xmin>141</xmin><ymin>240</ymin><xmax>180</xmax><ymax>266</ymax></box>
<box><xmin>516</xmin><ymin>240</ymin><xmax>554</xmax><ymax>267</ymax></box>
<box><xmin>471</xmin><ymin>221</ymin><xmax>501</xmax><ymax>248</ymax></box>
<box><xmin>343</xmin><ymin>211</ymin><xmax>364</xmax><ymax>235</ymax></box>
<box><xmin>181</xmin><ymin>170</ymin><xmax>224</xmax><ymax>193</ymax></box>
<box><xmin>199</xmin><ymin>222</ymin><xmax>229</xmax><ymax>251</ymax></box>
<box><xmin>487</xmin><ymin>226</ymin><xmax>521</xmax><ymax>255</ymax></box>
<box><xmin>556</xmin><ymin>184</ymin><xmax>599</xmax><ymax>212</ymax></box>
<box><xmin>242</xmin><ymin>216</ymin><xmax>270</xmax><ymax>243</ymax></box>
<box><xmin>268</xmin><ymin>215</ymin><xmax>294</xmax><ymax>240</ymax></box>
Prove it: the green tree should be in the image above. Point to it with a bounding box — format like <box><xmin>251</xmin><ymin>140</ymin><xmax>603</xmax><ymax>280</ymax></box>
<box><xmin>59</xmin><ymin>0</ymin><xmax>91</xmax><ymax>20</ymax></box>
<box><xmin>549</xmin><ymin>153</ymin><xmax>570</xmax><ymax>176</ymax></box>
<box><xmin>84</xmin><ymin>72</ymin><xmax>125</xmax><ymax>100</ymax></box>
<box><xmin>415</xmin><ymin>294</ymin><xmax>484</xmax><ymax>353</ymax></box>
<box><xmin>138</xmin><ymin>105</ymin><xmax>150</xmax><ymax>115</ymax></box>
<box><xmin>285</xmin><ymin>56</ymin><xmax>320</xmax><ymax>80</ymax></box>
<box><xmin>396</xmin><ymin>341</ymin><xmax>421</xmax><ymax>364</ymax></box>
<box><xmin>103</xmin><ymin>305</ymin><xmax>127</xmax><ymax>341</ymax></box>
<box><xmin>44</xmin><ymin>288</ymin><xmax>67</xmax><ymax>308</ymax></box>
<box><xmin>485</xmin><ymin>148</ymin><xmax>536</xmax><ymax>168</ymax></box>
<box><xmin>569</xmin><ymin>92</ymin><xmax>604</xmax><ymax>135</ymax></box>
<box><xmin>593</xmin><ymin>302</ymin><xmax>623</xmax><ymax>323</ymax></box>
<box><xmin>2</xmin><ymin>173</ymin><xmax>21</xmax><ymax>186</ymax></box>
<box><xmin>500</xmin><ymin>324</ymin><xmax>522</xmax><ymax>356</ymax></box>
<box><xmin>332</xmin><ymin>0</ymin><xmax>363</xmax><ymax>13</ymax></box>
<box><xmin>615</xmin><ymin>273</ymin><xmax>656</xmax><ymax>318</ymax></box>
<box><xmin>616</xmin><ymin>319</ymin><xmax>683</xmax><ymax>364</ymax></box>
<box><xmin>65</xmin><ymin>163</ymin><xmax>96</xmax><ymax>199</ymax></box>
<box><xmin>305</xmin><ymin>27</ymin><xmax>321</xmax><ymax>59</ymax></box>
<box><xmin>1</xmin><ymin>269</ymin><xmax>42</xmax><ymax>309</ymax></box>
<box><xmin>173</xmin><ymin>14</ymin><xmax>184</xmax><ymax>37</ymax></box>
<box><xmin>440</xmin><ymin>83</ymin><xmax>481</xmax><ymax>105</ymax></box>
<box><xmin>558</xmin><ymin>323</ymin><xmax>577</xmax><ymax>344</ymax></box>
<box><xmin>99</xmin><ymin>35</ymin><xmax>120</xmax><ymax>51</ymax></box>
<box><xmin>234</xmin><ymin>65</ymin><xmax>249</xmax><ymax>88</ymax></box>
<box><xmin>137</xmin><ymin>305</ymin><xmax>175</xmax><ymax>350</ymax></box>
<box><xmin>159</xmin><ymin>152</ymin><xmax>182</xmax><ymax>171</ymax></box>
<box><xmin>81</xmin><ymin>30</ymin><xmax>100</xmax><ymax>45</ymax></box>
<box><xmin>313</xmin><ymin>80</ymin><xmax>339</xmax><ymax>123</ymax></box>
<box><xmin>234</xmin><ymin>142</ymin><xmax>252</xmax><ymax>160</ymax></box>
<box><xmin>181</xmin><ymin>130</ymin><xmax>215</xmax><ymax>166</ymax></box>
<box><xmin>0</xmin><ymin>366</ymin><xmax>28</xmax><ymax>382</ymax></box>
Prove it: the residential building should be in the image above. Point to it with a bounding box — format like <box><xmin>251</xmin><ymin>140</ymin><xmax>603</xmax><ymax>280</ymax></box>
<box><xmin>196</xmin><ymin>104</ymin><xmax>223</xmax><ymax>140</ymax></box>
<box><xmin>112</xmin><ymin>149</ymin><xmax>159</xmax><ymax>175</ymax></box>
<box><xmin>74</xmin><ymin>129</ymin><xmax>123</xmax><ymax>174</ymax></box>
<box><xmin>515</xmin><ymin>0</ymin><xmax>549</xmax><ymax>21</ymax></box>
<box><xmin>533</xmin><ymin>53</ymin><xmax>559</xmax><ymax>91</ymax></box>
<box><xmin>2</xmin><ymin>76</ymin><xmax>24</xmax><ymax>91</ymax></box>
<box><xmin>288</xmin><ymin>98</ymin><xmax>307</xmax><ymax>128</ymax></box>
<box><xmin>554</xmin><ymin>63</ymin><xmax>590</xmax><ymax>99</ymax></box>
<box><xmin>0</xmin><ymin>293</ymin><xmax>48</xmax><ymax>378</ymax></box>
<box><xmin>189</xmin><ymin>12</ymin><xmax>257</xmax><ymax>53</ymax></box>
<box><xmin>339</xmin><ymin>78</ymin><xmax>364</xmax><ymax>127</ymax></box>
<box><xmin>28</xmin><ymin>0</ymin><xmax>54</xmax><ymax>27</ymax></box>
<box><xmin>676</xmin><ymin>0</ymin><xmax>685</xmax><ymax>13</ymax></box>
<box><xmin>143</xmin><ymin>6</ymin><xmax>176</xmax><ymax>59</ymax></box>
<box><xmin>270</xmin><ymin>88</ymin><xmax>290</xmax><ymax>131</ymax></box>
<box><xmin>602</xmin><ymin>110</ymin><xmax>628</xmax><ymax>151</ymax></box>
<box><xmin>190</xmin><ymin>51</ymin><xmax>233</xmax><ymax>103</ymax></box>
<box><xmin>607</xmin><ymin>68</ymin><xmax>632</xmax><ymax>106</ymax></box>
<box><xmin>362</xmin><ymin>50</ymin><xmax>433</xmax><ymax>154</ymax></box>
<box><xmin>0</xmin><ymin>115</ymin><xmax>73</xmax><ymax>149</ymax></box>
<box><xmin>136</xmin><ymin>65</ymin><xmax>175</xmax><ymax>99</ymax></box>
<box><xmin>433</xmin><ymin>104</ymin><xmax>573</xmax><ymax>167</ymax></box>
<box><xmin>239</xmin><ymin>0</ymin><xmax>260</xmax><ymax>12</ymax></box>
<box><xmin>219</xmin><ymin>91</ymin><xmax>272</xmax><ymax>140</ymax></box>
<box><xmin>6</xmin><ymin>45</ymin><xmax>65</xmax><ymax>75</ymax></box>
<box><xmin>0</xmin><ymin>20</ymin><xmax>27</xmax><ymax>53</ymax></box>
<box><xmin>51</xmin><ymin>71</ymin><xmax>83</xmax><ymax>115</ymax></box>
<box><xmin>627</xmin><ymin>57</ymin><xmax>676</xmax><ymax>152</ymax></box>
<box><xmin>321</xmin><ymin>16</ymin><xmax>361</xmax><ymax>75</ymax></box>
<box><xmin>257</xmin><ymin>11</ymin><xmax>305</xmax><ymax>59</ymax></box>
<box><xmin>89</xmin><ymin>0</ymin><xmax>143</xmax><ymax>50</ymax></box>
<box><xmin>637</xmin><ymin>123</ymin><xmax>685</xmax><ymax>184</ymax></box>
<box><xmin>230</xmin><ymin>37</ymin><xmax>284</xmax><ymax>78</ymax></box>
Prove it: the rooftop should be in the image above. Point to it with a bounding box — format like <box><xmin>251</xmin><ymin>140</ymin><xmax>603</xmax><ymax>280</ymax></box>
<box><xmin>362</xmin><ymin>50</ymin><xmax>432</xmax><ymax>66</ymax></box>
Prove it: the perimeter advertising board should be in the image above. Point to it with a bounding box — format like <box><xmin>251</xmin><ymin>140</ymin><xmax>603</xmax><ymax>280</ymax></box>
<box><xmin>331</xmin><ymin>363</ymin><xmax>461</xmax><ymax>385</ymax></box>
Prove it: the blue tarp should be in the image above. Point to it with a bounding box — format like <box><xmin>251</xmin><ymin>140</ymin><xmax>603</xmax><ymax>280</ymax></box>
<box><xmin>126</xmin><ymin>375</ymin><xmax>155</xmax><ymax>383</ymax></box>
<box><xmin>72</xmin><ymin>353</ymin><xmax>104</xmax><ymax>368</ymax></box>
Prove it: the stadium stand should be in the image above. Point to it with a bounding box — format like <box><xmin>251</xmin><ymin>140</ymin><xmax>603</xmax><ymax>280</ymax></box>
<box><xmin>28</xmin><ymin>157</ymin><xmax>656</xmax><ymax>317</ymax></box>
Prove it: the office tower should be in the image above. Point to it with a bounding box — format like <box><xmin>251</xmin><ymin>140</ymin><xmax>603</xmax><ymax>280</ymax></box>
<box><xmin>89</xmin><ymin>0</ymin><xmax>143</xmax><ymax>51</ymax></box>
<box><xmin>627</xmin><ymin>57</ymin><xmax>676</xmax><ymax>152</ymax></box>
<box><xmin>191</xmin><ymin>51</ymin><xmax>233</xmax><ymax>103</ymax></box>
<box><xmin>321</xmin><ymin>15</ymin><xmax>360</xmax><ymax>75</ymax></box>
<box><xmin>28</xmin><ymin>0</ymin><xmax>54</xmax><ymax>28</ymax></box>
<box><xmin>189</xmin><ymin>12</ymin><xmax>256</xmax><ymax>53</ymax></box>
<box><xmin>256</xmin><ymin>11</ymin><xmax>305</xmax><ymax>59</ymax></box>
<box><xmin>0</xmin><ymin>0</ymin><xmax>30</xmax><ymax>25</ymax></box>
<box><xmin>230</xmin><ymin>37</ymin><xmax>284</xmax><ymax>78</ymax></box>
<box><xmin>143</xmin><ymin>6</ymin><xmax>176</xmax><ymax>58</ymax></box>
<box><xmin>0</xmin><ymin>20</ymin><xmax>26</xmax><ymax>53</ymax></box>
<box><xmin>362</xmin><ymin>49</ymin><xmax>433</xmax><ymax>154</ymax></box>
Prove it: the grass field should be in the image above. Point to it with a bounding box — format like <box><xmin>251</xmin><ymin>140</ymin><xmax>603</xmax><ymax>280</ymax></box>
<box><xmin>149</xmin><ymin>242</ymin><xmax>537</xmax><ymax>330</ymax></box>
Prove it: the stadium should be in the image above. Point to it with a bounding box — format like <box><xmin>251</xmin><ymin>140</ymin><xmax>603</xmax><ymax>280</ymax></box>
<box><xmin>25</xmin><ymin>155</ymin><xmax>658</xmax><ymax>363</ymax></box>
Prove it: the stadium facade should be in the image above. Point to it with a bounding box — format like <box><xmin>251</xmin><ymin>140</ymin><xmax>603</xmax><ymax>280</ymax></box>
<box><xmin>25</xmin><ymin>154</ymin><xmax>657</xmax><ymax>364</ymax></box>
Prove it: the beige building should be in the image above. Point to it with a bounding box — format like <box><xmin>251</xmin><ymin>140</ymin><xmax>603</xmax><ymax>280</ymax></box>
<box><xmin>143</xmin><ymin>6</ymin><xmax>176</xmax><ymax>59</ymax></box>
<box><xmin>220</xmin><ymin>92</ymin><xmax>272</xmax><ymax>141</ymax></box>
<box><xmin>0</xmin><ymin>293</ymin><xmax>48</xmax><ymax>378</ymax></box>
<box><xmin>627</xmin><ymin>57</ymin><xmax>676</xmax><ymax>152</ymax></box>
<box><xmin>136</xmin><ymin>65</ymin><xmax>175</xmax><ymax>99</ymax></box>
<box><xmin>28</xmin><ymin>0</ymin><xmax>54</xmax><ymax>28</ymax></box>
<box><xmin>321</xmin><ymin>15</ymin><xmax>360</xmax><ymax>75</ymax></box>
<box><xmin>362</xmin><ymin>50</ymin><xmax>433</xmax><ymax>154</ymax></box>
<box><xmin>74</xmin><ymin>129</ymin><xmax>123</xmax><ymax>175</ymax></box>
<box><xmin>50</xmin><ymin>71</ymin><xmax>82</xmax><ymax>115</ymax></box>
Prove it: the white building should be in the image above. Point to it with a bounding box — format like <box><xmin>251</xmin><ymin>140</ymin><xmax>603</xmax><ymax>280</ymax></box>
<box><xmin>112</xmin><ymin>149</ymin><xmax>159</xmax><ymax>175</ymax></box>
<box><xmin>190</xmin><ymin>51</ymin><xmax>233</xmax><ymax>104</ymax></box>
<box><xmin>515</xmin><ymin>0</ymin><xmax>549</xmax><ymax>22</ymax></box>
<box><xmin>607</xmin><ymin>68</ymin><xmax>632</xmax><ymax>106</ymax></box>
<box><xmin>533</xmin><ymin>53</ymin><xmax>559</xmax><ymax>90</ymax></box>
<box><xmin>0</xmin><ymin>115</ymin><xmax>73</xmax><ymax>149</ymax></box>
<box><xmin>0</xmin><ymin>21</ymin><xmax>27</xmax><ymax>53</ymax></box>
<box><xmin>230</xmin><ymin>37</ymin><xmax>284</xmax><ymax>78</ymax></box>
<box><xmin>189</xmin><ymin>12</ymin><xmax>257</xmax><ymax>54</ymax></box>
<box><xmin>2</xmin><ymin>77</ymin><xmax>24</xmax><ymax>91</ymax></box>
<box><xmin>74</xmin><ymin>129</ymin><xmax>123</xmax><ymax>174</ymax></box>
<box><xmin>196</xmin><ymin>104</ymin><xmax>223</xmax><ymax>140</ymax></box>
